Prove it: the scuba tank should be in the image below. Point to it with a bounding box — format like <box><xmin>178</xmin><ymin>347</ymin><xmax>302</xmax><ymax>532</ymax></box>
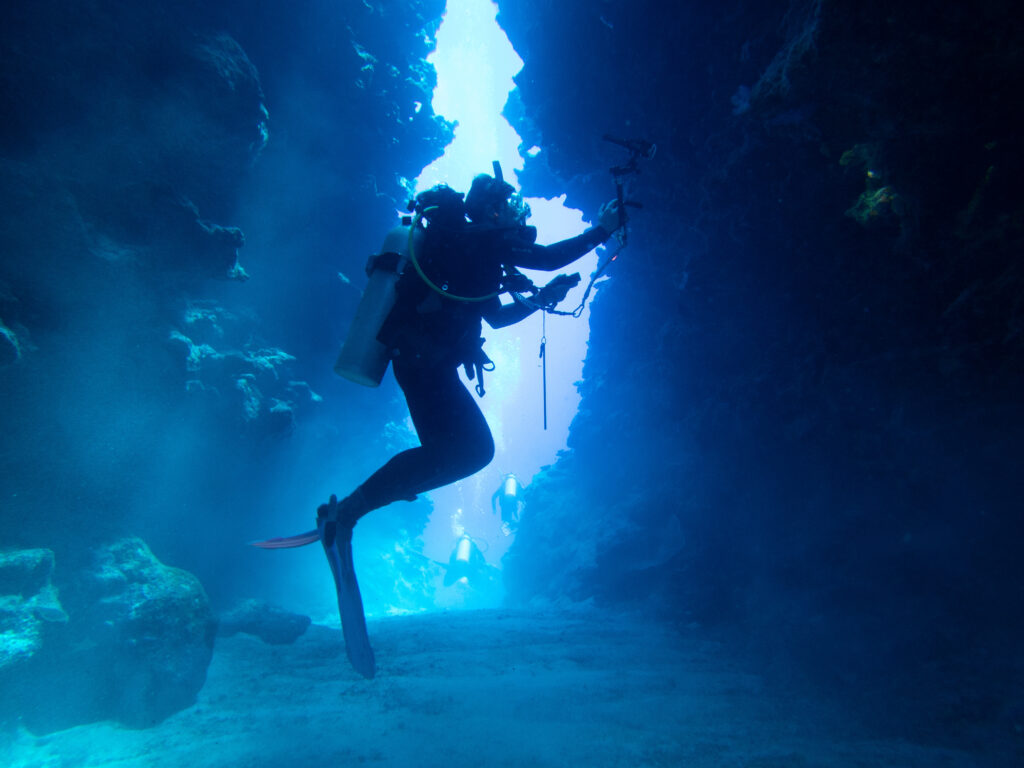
<box><xmin>455</xmin><ymin>534</ymin><xmax>473</xmax><ymax>564</ymax></box>
<box><xmin>444</xmin><ymin>534</ymin><xmax>478</xmax><ymax>587</ymax></box>
<box><xmin>334</xmin><ymin>225</ymin><xmax>424</xmax><ymax>386</ymax></box>
<box><xmin>503</xmin><ymin>473</ymin><xmax>518</xmax><ymax>500</ymax></box>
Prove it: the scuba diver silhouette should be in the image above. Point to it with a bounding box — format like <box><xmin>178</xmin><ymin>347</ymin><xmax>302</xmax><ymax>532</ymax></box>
<box><xmin>491</xmin><ymin>473</ymin><xmax>525</xmax><ymax>535</ymax></box>
<box><xmin>442</xmin><ymin>533</ymin><xmax>495</xmax><ymax>588</ymax></box>
<box><xmin>254</xmin><ymin>163</ymin><xmax>622</xmax><ymax>677</ymax></box>
<box><xmin>316</xmin><ymin>163</ymin><xmax>620</xmax><ymax>533</ymax></box>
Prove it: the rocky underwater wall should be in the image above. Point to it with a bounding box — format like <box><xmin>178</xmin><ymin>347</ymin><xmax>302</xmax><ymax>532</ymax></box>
<box><xmin>497</xmin><ymin>0</ymin><xmax>1024</xmax><ymax>740</ymax></box>
<box><xmin>0</xmin><ymin>0</ymin><xmax>449</xmax><ymax>556</ymax></box>
<box><xmin>0</xmin><ymin>0</ymin><xmax>450</xmax><ymax>729</ymax></box>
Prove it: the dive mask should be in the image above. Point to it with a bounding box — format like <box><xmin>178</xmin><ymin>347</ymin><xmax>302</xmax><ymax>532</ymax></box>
<box><xmin>506</xmin><ymin>191</ymin><xmax>531</xmax><ymax>225</ymax></box>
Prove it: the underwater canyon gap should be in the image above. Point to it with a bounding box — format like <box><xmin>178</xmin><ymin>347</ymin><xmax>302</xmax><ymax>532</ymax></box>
<box><xmin>0</xmin><ymin>0</ymin><xmax>1022</xmax><ymax>760</ymax></box>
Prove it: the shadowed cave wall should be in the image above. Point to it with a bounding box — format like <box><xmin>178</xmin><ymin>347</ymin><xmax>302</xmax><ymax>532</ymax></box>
<box><xmin>498</xmin><ymin>0</ymin><xmax>1024</xmax><ymax>743</ymax></box>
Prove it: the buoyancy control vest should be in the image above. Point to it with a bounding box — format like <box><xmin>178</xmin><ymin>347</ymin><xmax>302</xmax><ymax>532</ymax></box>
<box><xmin>377</xmin><ymin>222</ymin><xmax>504</xmax><ymax>367</ymax></box>
<box><xmin>335</xmin><ymin>182</ymin><xmax>540</xmax><ymax>388</ymax></box>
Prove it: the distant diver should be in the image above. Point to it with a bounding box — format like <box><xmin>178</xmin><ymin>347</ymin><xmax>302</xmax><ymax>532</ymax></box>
<box><xmin>491</xmin><ymin>472</ymin><xmax>525</xmax><ymax>535</ymax></box>
<box><xmin>253</xmin><ymin>162</ymin><xmax>622</xmax><ymax>677</ymax></box>
<box><xmin>442</xmin><ymin>533</ymin><xmax>494</xmax><ymax>588</ymax></box>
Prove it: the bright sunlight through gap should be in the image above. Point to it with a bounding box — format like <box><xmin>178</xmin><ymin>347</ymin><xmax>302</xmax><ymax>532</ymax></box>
<box><xmin>413</xmin><ymin>0</ymin><xmax>600</xmax><ymax>584</ymax></box>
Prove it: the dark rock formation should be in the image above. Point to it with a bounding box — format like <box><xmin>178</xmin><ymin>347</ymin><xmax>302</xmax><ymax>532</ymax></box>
<box><xmin>498</xmin><ymin>0</ymin><xmax>1024</xmax><ymax>745</ymax></box>
<box><xmin>0</xmin><ymin>320</ymin><xmax>22</xmax><ymax>366</ymax></box>
<box><xmin>218</xmin><ymin>598</ymin><xmax>311</xmax><ymax>645</ymax></box>
<box><xmin>1</xmin><ymin>539</ymin><xmax>216</xmax><ymax>734</ymax></box>
<box><xmin>0</xmin><ymin>548</ymin><xmax>67</xmax><ymax>676</ymax></box>
<box><xmin>2</xmin><ymin>9</ymin><xmax>266</xmax><ymax>284</ymax></box>
<box><xmin>70</xmin><ymin>538</ymin><xmax>217</xmax><ymax>729</ymax></box>
<box><xmin>168</xmin><ymin>300</ymin><xmax>322</xmax><ymax>436</ymax></box>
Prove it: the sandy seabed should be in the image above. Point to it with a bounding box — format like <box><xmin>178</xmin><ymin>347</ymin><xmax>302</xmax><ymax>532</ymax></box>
<box><xmin>1</xmin><ymin>608</ymin><xmax>1007</xmax><ymax>767</ymax></box>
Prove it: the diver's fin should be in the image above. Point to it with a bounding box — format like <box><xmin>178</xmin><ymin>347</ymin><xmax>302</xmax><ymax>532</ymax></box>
<box><xmin>249</xmin><ymin>529</ymin><xmax>320</xmax><ymax>549</ymax></box>
<box><xmin>319</xmin><ymin>517</ymin><xmax>375</xmax><ymax>679</ymax></box>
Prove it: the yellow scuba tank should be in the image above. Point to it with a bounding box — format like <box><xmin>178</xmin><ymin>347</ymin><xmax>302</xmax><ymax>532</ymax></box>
<box><xmin>334</xmin><ymin>225</ymin><xmax>424</xmax><ymax>386</ymax></box>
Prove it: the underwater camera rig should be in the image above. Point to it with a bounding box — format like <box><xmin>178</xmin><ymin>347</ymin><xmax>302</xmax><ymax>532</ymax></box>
<box><xmin>531</xmin><ymin>134</ymin><xmax>655</xmax><ymax>429</ymax></box>
<box><xmin>602</xmin><ymin>133</ymin><xmax>656</xmax><ymax>247</ymax></box>
<box><xmin>538</xmin><ymin>133</ymin><xmax>656</xmax><ymax>321</ymax></box>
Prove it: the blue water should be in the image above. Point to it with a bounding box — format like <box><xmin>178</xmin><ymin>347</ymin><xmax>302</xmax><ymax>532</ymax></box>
<box><xmin>0</xmin><ymin>1</ymin><xmax>1021</xmax><ymax>765</ymax></box>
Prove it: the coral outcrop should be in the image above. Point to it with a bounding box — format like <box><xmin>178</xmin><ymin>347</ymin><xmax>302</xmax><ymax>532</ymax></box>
<box><xmin>0</xmin><ymin>539</ymin><xmax>215</xmax><ymax>734</ymax></box>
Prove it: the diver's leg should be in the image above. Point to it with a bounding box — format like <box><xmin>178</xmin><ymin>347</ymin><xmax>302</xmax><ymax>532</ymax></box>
<box><xmin>258</xmin><ymin>360</ymin><xmax>494</xmax><ymax>548</ymax></box>
<box><xmin>398</xmin><ymin>357</ymin><xmax>495</xmax><ymax>482</ymax></box>
<box><xmin>351</xmin><ymin>358</ymin><xmax>494</xmax><ymax>517</ymax></box>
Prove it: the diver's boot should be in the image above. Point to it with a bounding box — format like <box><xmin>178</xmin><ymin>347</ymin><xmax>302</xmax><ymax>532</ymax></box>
<box><xmin>317</xmin><ymin>489</ymin><xmax>371</xmax><ymax>547</ymax></box>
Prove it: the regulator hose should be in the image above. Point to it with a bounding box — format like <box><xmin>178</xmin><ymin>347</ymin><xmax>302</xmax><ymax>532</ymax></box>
<box><xmin>407</xmin><ymin>208</ymin><xmax>500</xmax><ymax>303</ymax></box>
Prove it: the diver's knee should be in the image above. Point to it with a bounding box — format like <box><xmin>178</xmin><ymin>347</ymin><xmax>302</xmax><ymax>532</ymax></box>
<box><xmin>450</xmin><ymin>434</ymin><xmax>493</xmax><ymax>478</ymax></box>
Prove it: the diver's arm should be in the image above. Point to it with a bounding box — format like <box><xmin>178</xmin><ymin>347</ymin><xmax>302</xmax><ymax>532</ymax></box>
<box><xmin>509</xmin><ymin>227</ymin><xmax>610</xmax><ymax>270</ymax></box>
<box><xmin>482</xmin><ymin>295</ymin><xmax>536</xmax><ymax>329</ymax></box>
<box><xmin>510</xmin><ymin>199</ymin><xmax>622</xmax><ymax>270</ymax></box>
<box><xmin>483</xmin><ymin>273</ymin><xmax>580</xmax><ymax>329</ymax></box>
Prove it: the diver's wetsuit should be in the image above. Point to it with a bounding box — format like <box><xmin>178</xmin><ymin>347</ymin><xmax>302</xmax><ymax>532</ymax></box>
<box><xmin>352</xmin><ymin>223</ymin><xmax>611</xmax><ymax>516</ymax></box>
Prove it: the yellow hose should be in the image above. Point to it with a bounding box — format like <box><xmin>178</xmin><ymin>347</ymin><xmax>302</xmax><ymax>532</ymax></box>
<box><xmin>407</xmin><ymin>208</ymin><xmax>500</xmax><ymax>303</ymax></box>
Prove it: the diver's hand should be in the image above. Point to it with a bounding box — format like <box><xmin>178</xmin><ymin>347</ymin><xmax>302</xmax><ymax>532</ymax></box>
<box><xmin>598</xmin><ymin>199</ymin><xmax>624</xmax><ymax>233</ymax></box>
<box><xmin>537</xmin><ymin>273</ymin><xmax>581</xmax><ymax>307</ymax></box>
